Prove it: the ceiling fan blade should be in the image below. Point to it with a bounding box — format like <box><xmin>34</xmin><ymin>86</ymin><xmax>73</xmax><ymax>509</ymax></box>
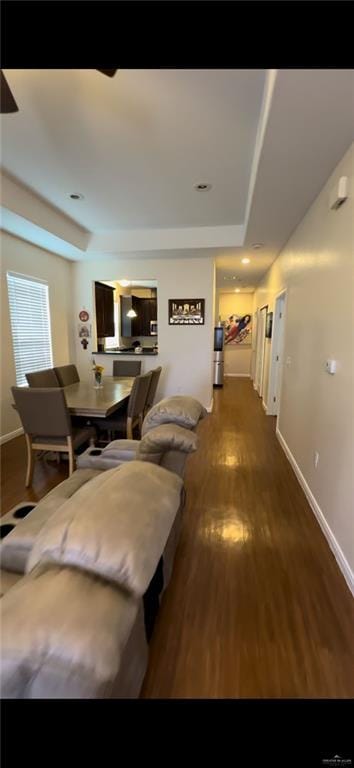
<box><xmin>0</xmin><ymin>70</ymin><xmax>19</xmax><ymax>113</ymax></box>
<box><xmin>97</xmin><ymin>69</ymin><xmax>118</xmax><ymax>78</ymax></box>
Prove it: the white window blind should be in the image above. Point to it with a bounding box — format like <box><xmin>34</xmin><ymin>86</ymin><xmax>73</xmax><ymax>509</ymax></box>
<box><xmin>7</xmin><ymin>271</ymin><xmax>53</xmax><ymax>387</ymax></box>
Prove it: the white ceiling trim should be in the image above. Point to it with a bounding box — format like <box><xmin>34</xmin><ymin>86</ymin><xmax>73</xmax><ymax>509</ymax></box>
<box><xmin>0</xmin><ymin>171</ymin><xmax>89</xmax><ymax>251</ymax></box>
<box><xmin>87</xmin><ymin>225</ymin><xmax>244</xmax><ymax>254</ymax></box>
<box><xmin>0</xmin><ymin>208</ymin><xmax>86</xmax><ymax>260</ymax></box>
<box><xmin>243</xmin><ymin>69</ymin><xmax>277</xmax><ymax>232</ymax></box>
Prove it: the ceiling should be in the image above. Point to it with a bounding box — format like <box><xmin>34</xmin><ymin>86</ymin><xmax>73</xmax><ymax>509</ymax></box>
<box><xmin>1</xmin><ymin>69</ymin><xmax>353</xmax><ymax>294</ymax></box>
<box><xmin>1</xmin><ymin>69</ymin><xmax>265</xmax><ymax>230</ymax></box>
<box><xmin>215</xmin><ymin>248</ymin><xmax>274</xmax><ymax>293</ymax></box>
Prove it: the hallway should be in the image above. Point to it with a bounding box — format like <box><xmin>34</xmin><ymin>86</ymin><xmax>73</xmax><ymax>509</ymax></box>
<box><xmin>141</xmin><ymin>378</ymin><xmax>354</xmax><ymax>698</ymax></box>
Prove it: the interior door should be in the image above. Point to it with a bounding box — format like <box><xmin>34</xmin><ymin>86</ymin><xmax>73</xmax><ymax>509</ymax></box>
<box><xmin>273</xmin><ymin>294</ymin><xmax>286</xmax><ymax>416</ymax></box>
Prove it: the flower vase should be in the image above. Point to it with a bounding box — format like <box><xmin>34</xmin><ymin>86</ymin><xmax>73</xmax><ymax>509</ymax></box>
<box><xmin>94</xmin><ymin>372</ymin><xmax>103</xmax><ymax>389</ymax></box>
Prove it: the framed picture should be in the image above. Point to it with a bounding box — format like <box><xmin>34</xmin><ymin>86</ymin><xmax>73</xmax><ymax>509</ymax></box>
<box><xmin>266</xmin><ymin>312</ymin><xmax>273</xmax><ymax>339</ymax></box>
<box><xmin>78</xmin><ymin>323</ymin><xmax>91</xmax><ymax>338</ymax></box>
<box><xmin>169</xmin><ymin>299</ymin><xmax>205</xmax><ymax>325</ymax></box>
<box><xmin>223</xmin><ymin>314</ymin><xmax>252</xmax><ymax>345</ymax></box>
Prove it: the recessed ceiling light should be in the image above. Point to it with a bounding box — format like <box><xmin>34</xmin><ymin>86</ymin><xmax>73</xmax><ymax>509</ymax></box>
<box><xmin>67</xmin><ymin>193</ymin><xmax>85</xmax><ymax>200</ymax></box>
<box><xmin>241</xmin><ymin>258</ymin><xmax>250</xmax><ymax>264</ymax></box>
<box><xmin>252</xmin><ymin>243</ymin><xmax>264</xmax><ymax>249</ymax></box>
<box><xmin>235</xmin><ymin>288</ymin><xmax>240</xmax><ymax>293</ymax></box>
<box><xmin>193</xmin><ymin>183</ymin><xmax>212</xmax><ymax>191</ymax></box>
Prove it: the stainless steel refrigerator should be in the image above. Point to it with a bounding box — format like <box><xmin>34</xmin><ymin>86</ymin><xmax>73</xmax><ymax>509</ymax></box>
<box><xmin>213</xmin><ymin>325</ymin><xmax>224</xmax><ymax>387</ymax></box>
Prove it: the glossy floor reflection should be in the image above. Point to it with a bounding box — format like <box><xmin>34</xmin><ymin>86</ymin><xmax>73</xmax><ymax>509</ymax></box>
<box><xmin>141</xmin><ymin>378</ymin><xmax>354</xmax><ymax>698</ymax></box>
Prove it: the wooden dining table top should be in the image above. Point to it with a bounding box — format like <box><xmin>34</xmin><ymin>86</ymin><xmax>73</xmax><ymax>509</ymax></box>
<box><xmin>64</xmin><ymin>376</ymin><xmax>134</xmax><ymax>418</ymax></box>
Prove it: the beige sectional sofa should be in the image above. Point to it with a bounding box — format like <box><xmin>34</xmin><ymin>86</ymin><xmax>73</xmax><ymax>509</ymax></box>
<box><xmin>0</xmin><ymin>396</ymin><xmax>206</xmax><ymax>698</ymax></box>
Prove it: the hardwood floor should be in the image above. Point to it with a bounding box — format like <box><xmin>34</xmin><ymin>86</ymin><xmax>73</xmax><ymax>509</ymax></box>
<box><xmin>1</xmin><ymin>379</ymin><xmax>353</xmax><ymax>697</ymax></box>
<box><xmin>141</xmin><ymin>379</ymin><xmax>354</xmax><ymax>698</ymax></box>
<box><xmin>1</xmin><ymin>436</ymin><xmax>68</xmax><ymax>515</ymax></box>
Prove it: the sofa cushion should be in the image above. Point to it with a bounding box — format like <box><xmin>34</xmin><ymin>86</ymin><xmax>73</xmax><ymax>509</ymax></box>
<box><xmin>0</xmin><ymin>569</ymin><xmax>23</xmax><ymax>597</ymax></box>
<box><xmin>77</xmin><ymin>440</ymin><xmax>139</xmax><ymax>470</ymax></box>
<box><xmin>102</xmin><ymin>439</ymin><xmax>140</xmax><ymax>458</ymax></box>
<box><xmin>27</xmin><ymin>462</ymin><xmax>183</xmax><ymax>597</ymax></box>
<box><xmin>0</xmin><ymin>564</ymin><xmax>140</xmax><ymax>698</ymax></box>
<box><xmin>142</xmin><ymin>395</ymin><xmax>207</xmax><ymax>435</ymax></box>
<box><xmin>0</xmin><ymin>469</ymin><xmax>101</xmax><ymax>574</ymax></box>
<box><xmin>137</xmin><ymin>423</ymin><xmax>198</xmax><ymax>460</ymax></box>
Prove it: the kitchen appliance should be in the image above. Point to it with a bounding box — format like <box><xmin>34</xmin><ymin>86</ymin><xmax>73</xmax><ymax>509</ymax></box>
<box><xmin>213</xmin><ymin>325</ymin><xmax>225</xmax><ymax>387</ymax></box>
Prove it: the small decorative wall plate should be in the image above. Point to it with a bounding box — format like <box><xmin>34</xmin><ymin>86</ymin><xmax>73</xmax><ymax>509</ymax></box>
<box><xmin>79</xmin><ymin>310</ymin><xmax>89</xmax><ymax>322</ymax></box>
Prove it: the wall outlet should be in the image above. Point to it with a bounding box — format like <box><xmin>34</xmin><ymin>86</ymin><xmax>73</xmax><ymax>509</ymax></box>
<box><xmin>314</xmin><ymin>451</ymin><xmax>320</xmax><ymax>469</ymax></box>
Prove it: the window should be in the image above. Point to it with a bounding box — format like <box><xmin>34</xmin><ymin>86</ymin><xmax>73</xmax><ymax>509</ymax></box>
<box><xmin>7</xmin><ymin>271</ymin><xmax>53</xmax><ymax>387</ymax></box>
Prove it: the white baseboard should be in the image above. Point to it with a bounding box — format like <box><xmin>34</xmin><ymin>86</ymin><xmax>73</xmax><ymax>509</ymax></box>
<box><xmin>206</xmin><ymin>398</ymin><xmax>214</xmax><ymax>413</ymax></box>
<box><xmin>262</xmin><ymin>400</ymin><xmax>268</xmax><ymax>414</ymax></box>
<box><xmin>224</xmin><ymin>373</ymin><xmax>251</xmax><ymax>378</ymax></box>
<box><xmin>0</xmin><ymin>427</ymin><xmax>24</xmax><ymax>446</ymax></box>
<box><xmin>276</xmin><ymin>427</ymin><xmax>354</xmax><ymax>597</ymax></box>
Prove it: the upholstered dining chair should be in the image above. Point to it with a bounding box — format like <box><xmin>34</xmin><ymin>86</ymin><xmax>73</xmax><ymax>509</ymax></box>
<box><xmin>54</xmin><ymin>364</ymin><xmax>80</xmax><ymax>387</ymax></box>
<box><xmin>94</xmin><ymin>371</ymin><xmax>152</xmax><ymax>441</ymax></box>
<box><xmin>112</xmin><ymin>360</ymin><xmax>142</xmax><ymax>377</ymax></box>
<box><xmin>26</xmin><ymin>368</ymin><xmax>59</xmax><ymax>387</ymax></box>
<box><xmin>11</xmin><ymin>387</ymin><xmax>95</xmax><ymax>487</ymax></box>
<box><xmin>144</xmin><ymin>366</ymin><xmax>162</xmax><ymax>416</ymax></box>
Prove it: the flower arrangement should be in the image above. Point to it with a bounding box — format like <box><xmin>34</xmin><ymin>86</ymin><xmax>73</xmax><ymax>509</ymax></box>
<box><xmin>92</xmin><ymin>359</ymin><xmax>104</xmax><ymax>388</ymax></box>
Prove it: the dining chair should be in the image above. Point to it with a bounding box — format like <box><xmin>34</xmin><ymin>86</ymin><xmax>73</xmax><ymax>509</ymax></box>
<box><xmin>54</xmin><ymin>364</ymin><xmax>80</xmax><ymax>387</ymax></box>
<box><xmin>95</xmin><ymin>371</ymin><xmax>152</xmax><ymax>441</ymax></box>
<box><xmin>26</xmin><ymin>368</ymin><xmax>60</xmax><ymax>387</ymax></box>
<box><xmin>113</xmin><ymin>360</ymin><xmax>142</xmax><ymax>377</ymax></box>
<box><xmin>11</xmin><ymin>387</ymin><xmax>95</xmax><ymax>487</ymax></box>
<box><xmin>144</xmin><ymin>366</ymin><xmax>162</xmax><ymax>415</ymax></box>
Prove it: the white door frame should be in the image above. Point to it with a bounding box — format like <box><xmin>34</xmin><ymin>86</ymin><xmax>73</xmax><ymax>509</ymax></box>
<box><xmin>255</xmin><ymin>305</ymin><xmax>267</xmax><ymax>396</ymax></box>
<box><xmin>251</xmin><ymin>309</ymin><xmax>258</xmax><ymax>384</ymax></box>
<box><xmin>266</xmin><ymin>289</ymin><xmax>287</xmax><ymax>418</ymax></box>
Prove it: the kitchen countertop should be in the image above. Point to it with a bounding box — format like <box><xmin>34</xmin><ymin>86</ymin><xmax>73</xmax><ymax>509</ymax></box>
<box><xmin>93</xmin><ymin>349</ymin><xmax>158</xmax><ymax>356</ymax></box>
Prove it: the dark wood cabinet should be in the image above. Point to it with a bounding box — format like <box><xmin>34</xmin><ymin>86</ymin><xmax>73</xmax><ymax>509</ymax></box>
<box><xmin>120</xmin><ymin>295</ymin><xmax>157</xmax><ymax>337</ymax></box>
<box><xmin>95</xmin><ymin>282</ymin><xmax>115</xmax><ymax>337</ymax></box>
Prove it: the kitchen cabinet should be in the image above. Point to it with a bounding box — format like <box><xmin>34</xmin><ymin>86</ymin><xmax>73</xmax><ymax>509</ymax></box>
<box><xmin>120</xmin><ymin>295</ymin><xmax>157</xmax><ymax>337</ymax></box>
<box><xmin>95</xmin><ymin>282</ymin><xmax>115</xmax><ymax>337</ymax></box>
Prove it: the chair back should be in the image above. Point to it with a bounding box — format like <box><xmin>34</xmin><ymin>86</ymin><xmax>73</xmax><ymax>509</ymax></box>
<box><xmin>127</xmin><ymin>372</ymin><xmax>152</xmax><ymax>421</ymax></box>
<box><xmin>54</xmin><ymin>364</ymin><xmax>80</xmax><ymax>387</ymax></box>
<box><xmin>11</xmin><ymin>387</ymin><xmax>72</xmax><ymax>437</ymax></box>
<box><xmin>113</xmin><ymin>360</ymin><xmax>142</xmax><ymax>377</ymax></box>
<box><xmin>145</xmin><ymin>366</ymin><xmax>162</xmax><ymax>411</ymax></box>
<box><xmin>26</xmin><ymin>369</ymin><xmax>59</xmax><ymax>388</ymax></box>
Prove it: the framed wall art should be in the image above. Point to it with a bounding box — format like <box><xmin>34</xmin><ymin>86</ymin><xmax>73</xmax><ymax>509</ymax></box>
<box><xmin>223</xmin><ymin>314</ymin><xmax>252</xmax><ymax>345</ymax></box>
<box><xmin>169</xmin><ymin>299</ymin><xmax>205</xmax><ymax>325</ymax></box>
<box><xmin>265</xmin><ymin>312</ymin><xmax>273</xmax><ymax>339</ymax></box>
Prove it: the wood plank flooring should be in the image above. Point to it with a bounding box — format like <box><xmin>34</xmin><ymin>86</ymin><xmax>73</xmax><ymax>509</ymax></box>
<box><xmin>1</xmin><ymin>379</ymin><xmax>353</xmax><ymax>697</ymax></box>
<box><xmin>141</xmin><ymin>379</ymin><xmax>354</xmax><ymax>697</ymax></box>
<box><xmin>1</xmin><ymin>436</ymin><xmax>68</xmax><ymax>515</ymax></box>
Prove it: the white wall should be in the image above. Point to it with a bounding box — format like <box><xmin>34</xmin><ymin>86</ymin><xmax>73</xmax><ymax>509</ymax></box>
<box><xmin>253</xmin><ymin>143</ymin><xmax>354</xmax><ymax>577</ymax></box>
<box><xmin>1</xmin><ymin>232</ymin><xmax>73</xmax><ymax>438</ymax></box>
<box><xmin>71</xmin><ymin>255</ymin><xmax>214</xmax><ymax>409</ymax></box>
<box><xmin>218</xmin><ymin>293</ymin><xmax>253</xmax><ymax>376</ymax></box>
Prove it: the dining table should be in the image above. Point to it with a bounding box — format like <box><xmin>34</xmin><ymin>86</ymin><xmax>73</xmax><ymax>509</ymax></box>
<box><xmin>64</xmin><ymin>376</ymin><xmax>134</xmax><ymax>419</ymax></box>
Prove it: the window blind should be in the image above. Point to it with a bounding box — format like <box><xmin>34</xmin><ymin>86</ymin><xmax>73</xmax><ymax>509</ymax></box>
<box><xmin>7</xmin><ymin>271</ymin><xmax>53</xmax><ymax>387</ymax></box>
